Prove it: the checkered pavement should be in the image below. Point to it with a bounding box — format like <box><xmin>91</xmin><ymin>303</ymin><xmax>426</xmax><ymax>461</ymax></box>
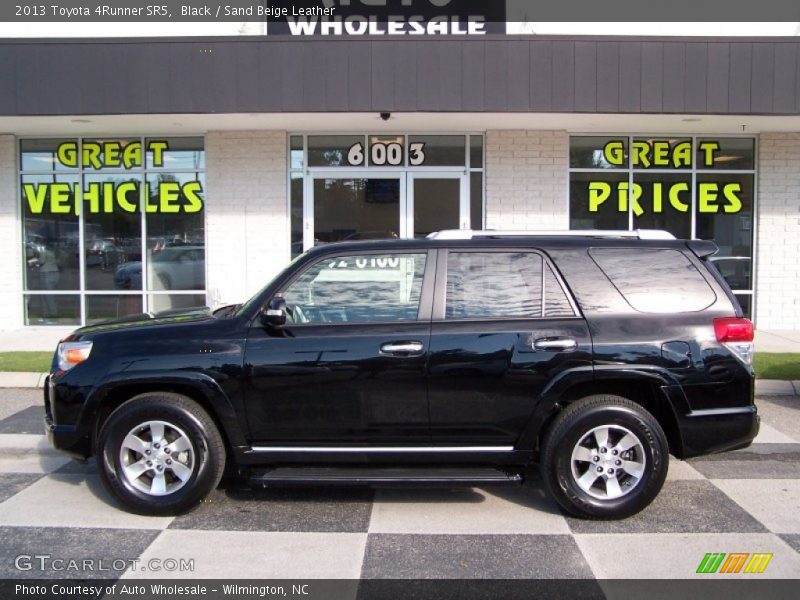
<box><xmin>0</xmin><ymin>389</ymin><xmax>798</xmax><ymax>585</ymax></box>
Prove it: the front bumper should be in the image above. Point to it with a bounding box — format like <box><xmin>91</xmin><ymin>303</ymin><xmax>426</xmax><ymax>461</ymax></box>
<box><xmin>678</xmin><ymin>405</ymin><xmax>760</xmax><ymax>458</ymax></box>
<box><xmin>43</xmin><ymin>375</ymin><xmax>92</xmax><ymax>459</ymax></box>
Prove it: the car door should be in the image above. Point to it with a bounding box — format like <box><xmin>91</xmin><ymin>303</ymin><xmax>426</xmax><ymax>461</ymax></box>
<box><xmin>427</xmin><ymin>248</ymin><xmax>593</xmax><ymax>446</ymax></box>
<box><xmin>244</xmin><ymin>249</ymin><xmax>435</xmax><ymax>445</ymax></box>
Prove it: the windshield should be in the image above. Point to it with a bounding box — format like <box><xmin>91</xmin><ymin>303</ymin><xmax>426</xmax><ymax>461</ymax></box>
<box><xmin>234</xmin><ymin>251</ymin><xmax>309</xmax><ymax>318</ymax></box>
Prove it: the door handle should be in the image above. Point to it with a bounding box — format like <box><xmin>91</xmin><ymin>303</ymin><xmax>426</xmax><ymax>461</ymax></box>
<box><xmin>533</xmin><ymin>337</ymin><xmax>578</xmax><ymax>352</ymax></box>
<box><xmin>380</xmin><ymin>341</ymin><xmax>425</xmax><ymax>356</ymax></box>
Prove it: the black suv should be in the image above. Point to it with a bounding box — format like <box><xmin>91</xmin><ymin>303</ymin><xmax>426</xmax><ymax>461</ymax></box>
<box><xmin>44</xmin><ymin>230</ymin><xmax>757</xmax><ymax>519</ymax></box>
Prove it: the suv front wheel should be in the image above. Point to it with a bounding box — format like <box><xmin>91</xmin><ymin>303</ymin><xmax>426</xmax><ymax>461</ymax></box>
<box><xmin>541</xmin><ymin>394</ymin><xmax>669</xmax><ymax>519</ymax></box>
<box><xmin>97</xmin><ymin>392</ymin><xmax>225</xmax><ymax>515</ymax></box>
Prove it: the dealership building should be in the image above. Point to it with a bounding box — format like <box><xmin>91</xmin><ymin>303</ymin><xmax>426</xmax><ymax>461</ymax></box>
<box><xmin>1</xmin><ymin>34</ymin><xmax>799</xmax><ymax>339</ymax></box>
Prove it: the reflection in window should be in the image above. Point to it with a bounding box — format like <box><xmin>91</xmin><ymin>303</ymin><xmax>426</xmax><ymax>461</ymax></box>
<box><xmin>407</xmin><ymin>135</ymin><xmax>465</xmax><ymax>166</ymax></box>
<box><xmin>446</xmin><ymin>252</ymin><xmax>544</xmax><ymax>319</ymax></box>
<box><xmin>21</xmin><ymin>174</ymin><xmax>81</xmax><ymax>292</ymax></box>
<box><xmin>570</xmin><ymin>136</ymin><xmax>628</xmax><ymax>169</ymax></box>
<box><xmin>695</xmin><ymin>174</ymin><xmax>754</xmax><ymax>291</ymax></box>
<box><xmin>470</xmin><ymin>172</ymin><xmax>483</xmax><ymax>230</ymax></box>
<box><xmin>149</xmin><ymin>294</ymin><xmax>206</xmax><ymax>313</ymax></box>
<box><xmin>20</xmin><ymin>138</ymin><xmax>78</xmax><ymax>172</ymax></box>
<box><xmin>632</xmin><ymin>173</ymin><xmax>692</xmax><ymax>239</ymax></box>
<box><xmin>281</xmin><ymin>253</ymin><xmax>426</xmax><ymax>324</ymax></box>
<box><xmin>145</xmin><ymin>173</ymin><xmax>205</xmax><ymax>292</ymax></box>
<box><xmin>314</xmin><ymin>178</ymin><xmax>400</xmax><ymax>244</ymax></box>
<box><xmin>308</xmin><ymin>135</ymin><xmax>364</xmax><ymax>167</ymax></box>
<box><xmin>83</xmin><ymin>173</ymin><xmax>142</xmax><ymax>291</ymax></box>
<box><xmin>590</xmin><ymin>248</ymin><xmax>716</xmax><ymax>313</ymax></box>
<box><xmin>290</xmin><ymin>173</ymin><xmax>303</xmax><ymax>259</ymax></box>
<box><xmin>569</xmin><ymin>172</ymin><xmax>629</xmax><ymax>230</ymax></box>
<box><xmin>86</xmin><ymin>294</ymin><xmax>143</xmax><ymax>325</ymax></box>
<box><xmin>24</xmin><ymin>294</ymin><xmax>80</xmax><ymax>326</ymax></box>
<box><xmin>146</xmin><ymin>137</ymin><xmax>205</xmax><ymax>170</ymax></box>
<box><xmin>696</xmin><ymin>138</ymin><xmax>754</xmax><ymax>170</ymax></box>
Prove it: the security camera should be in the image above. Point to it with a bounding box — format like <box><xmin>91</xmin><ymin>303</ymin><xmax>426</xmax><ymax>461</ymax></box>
<box><xmin>380</xmin><ymin>112</ymin><xmax>391</xmax><ymax>121</ymax></box>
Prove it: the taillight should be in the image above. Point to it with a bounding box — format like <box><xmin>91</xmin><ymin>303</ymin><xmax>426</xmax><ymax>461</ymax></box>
<box><xmin>713</xmin><ymin>317</ymin><xmax>754</xmax><ymax>365</ymax></box>
<box><xmin>714</xmin><ymin>317</ymin><xmax>754</xmax><ymax>343</ymax></box>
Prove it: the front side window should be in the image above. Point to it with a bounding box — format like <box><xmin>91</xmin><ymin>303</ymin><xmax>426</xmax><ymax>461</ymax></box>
<box><xmin>281</xmin><ymin>253</ymin><xmax>427</xmax><ymax>324</ymax></box>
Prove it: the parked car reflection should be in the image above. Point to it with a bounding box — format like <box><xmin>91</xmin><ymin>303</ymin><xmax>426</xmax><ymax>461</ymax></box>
<box><xmin>115</xmin><ymin>246</ymin><xmax>205</xmax><ymax>290</ymax></box>
<box><xmin>709</xmin><ymin>256</ymin><xmax>751</xmax><ymax>291</ymax></box>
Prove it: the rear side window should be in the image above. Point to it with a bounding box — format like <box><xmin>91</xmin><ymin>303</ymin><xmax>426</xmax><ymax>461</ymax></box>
<box><xmin>589</xmin><ymin>248</ymin><xmax>716</xmax><ymax>313</ymax></box>
<box><xmin>445</xmin><ymin>251</ymin><xmax>575</xmax><ymax>319</ymax></box>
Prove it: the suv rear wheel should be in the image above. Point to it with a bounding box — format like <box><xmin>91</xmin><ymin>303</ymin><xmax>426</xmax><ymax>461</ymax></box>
<box><xmin>541</xmin><ymin>394</ymin><xmax>668</xmax><ymax>519</ymax></box>
<box><xmin>97</xmin><ymin>392</ymin><xmax>225</xmax><ymax>515</ymax></box>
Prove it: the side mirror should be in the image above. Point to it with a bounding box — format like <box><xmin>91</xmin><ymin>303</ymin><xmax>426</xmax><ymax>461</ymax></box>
<box><xmin>260</xmin><ymin>296</ymin><xmax>287</xmax><ymax>327</ymax></box>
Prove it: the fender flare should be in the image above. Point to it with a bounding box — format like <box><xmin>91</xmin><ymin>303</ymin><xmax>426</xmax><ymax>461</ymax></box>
<box><xmin>516</xmin><ymin>365</ymin><xmax>688</xmax><ymax>454</ymax></box>
<box><xmin>85</xmin><ymin>370</ymin><xmax>248</xmax><ymax>449</ymax></box>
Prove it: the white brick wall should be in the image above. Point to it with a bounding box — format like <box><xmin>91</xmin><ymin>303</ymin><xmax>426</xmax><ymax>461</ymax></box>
<box><xmin>0</xmin><ymin>135</ymin><xmax>23</xmax><ymax>330</ymax></box>
<box><xmin>484</xmin><ymin>130</ymin><xmax>569</xmax><ymax>230</ymax></box>
<box><xmin>205</xmin><ymin>131</ymin><xmax>288</xmax><ymax>307</ymax></box>
<box><xmin>755</xmin><ymin>133</ymin><xmax>800</xmax><ymax>330</ymax></box>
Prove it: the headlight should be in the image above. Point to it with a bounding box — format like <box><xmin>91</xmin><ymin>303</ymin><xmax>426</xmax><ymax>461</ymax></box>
<box><xmin>57</xmin><ymin>341</ymin><xmax>93</xmax><ymax>371</ymax></box>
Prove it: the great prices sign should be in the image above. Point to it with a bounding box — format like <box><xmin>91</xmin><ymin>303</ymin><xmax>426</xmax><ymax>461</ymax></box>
<box><xmin>23</xmin><ymin>140</ymin><xmax>204</xmax><ymax>215</ymax></box>
<box><xmin>587</xmin><ymin>139</ymin><xmax>744</xmax><ymax>216</ymax></box>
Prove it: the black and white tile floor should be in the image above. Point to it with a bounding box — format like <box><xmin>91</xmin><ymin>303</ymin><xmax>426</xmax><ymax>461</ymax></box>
<box><xmin>0</xmin><ymin>390</ymin><xmax>798</xmax><ymax>582</ymax></box>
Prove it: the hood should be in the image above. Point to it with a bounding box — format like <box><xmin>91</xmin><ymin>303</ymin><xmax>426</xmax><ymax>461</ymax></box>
<box><xmin>65</xmin><ymin>306</ymin><xmax>214</xmax><ymax>338</ymax></box>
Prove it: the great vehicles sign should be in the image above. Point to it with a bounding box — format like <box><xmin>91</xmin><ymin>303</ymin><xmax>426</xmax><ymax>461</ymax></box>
<box><xmin>23</xmin><ymin>140</ymin><xmax>204</xmax><ymax>215</ymax></box>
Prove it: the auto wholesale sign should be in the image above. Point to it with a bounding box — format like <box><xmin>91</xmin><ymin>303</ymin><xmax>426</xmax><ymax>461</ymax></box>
<box><xmin>265</xmin><ymin>0</ymin><xmax>504</xmax><ymax>36</ymax></box>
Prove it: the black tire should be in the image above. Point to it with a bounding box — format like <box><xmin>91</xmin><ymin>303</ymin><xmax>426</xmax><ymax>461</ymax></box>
<box><xmin>540</xmin><ymin>394</ymin><xmax>669</xmax><ymax>520</ymax></box>
<box><xmin>97</xmin><ymin>392</ymin><xmax>225</xmax><ymax>516</ymax></box>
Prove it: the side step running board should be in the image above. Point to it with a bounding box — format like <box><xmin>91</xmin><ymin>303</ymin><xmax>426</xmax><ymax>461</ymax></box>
<box><xmin>249</xmin><ymin>467</ymin><xmax>523</xmax><ymax>486</ymax></box>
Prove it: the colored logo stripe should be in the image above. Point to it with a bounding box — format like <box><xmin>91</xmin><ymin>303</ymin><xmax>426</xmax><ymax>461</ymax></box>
<box><xmin>744</xmin><ymin>553</ymin><xmax>773</xmax><ymax>574</ymax></box>
<box><xmin>720</xmin><ymin>553</ymin><xmax>749</xmax><ymax>573</ymax></box>
<box><xmin>696</xmin><ymin>552</ymin><xmax>773</xmax><ymax>574</ymax></box>
<box><xmin>697</xmin><ymin>553</ymin><xmax>726</xmax><ymax>574</ymax></box>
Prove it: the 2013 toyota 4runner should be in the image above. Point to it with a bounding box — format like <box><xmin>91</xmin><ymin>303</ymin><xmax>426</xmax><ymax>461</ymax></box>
<box><xmin>44</xmin><ymin>229</ymin><xmax>758</xmax><ymax>519</ymax></box>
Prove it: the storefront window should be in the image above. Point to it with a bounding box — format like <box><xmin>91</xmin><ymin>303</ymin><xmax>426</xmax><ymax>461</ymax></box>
<box><xmin>569</xmin><ymin>135</ymin><xmax>756</xmax><ymax>316</ymax></box>
<box><xmin>20</xmin><ymin>136</ymin><xmax>206</xmax><ymax>325</ymax></box>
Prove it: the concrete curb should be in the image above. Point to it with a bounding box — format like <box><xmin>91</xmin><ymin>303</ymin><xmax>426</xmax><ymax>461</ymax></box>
<box><xmin>0</xmin><ymin>372</ymin><xmax>47</xmax><ymax>389</ymax></box>
<box><xmin>1</xmin><ymin>371</ymin><xmax>798</xmax><ymax>396</ymax></box>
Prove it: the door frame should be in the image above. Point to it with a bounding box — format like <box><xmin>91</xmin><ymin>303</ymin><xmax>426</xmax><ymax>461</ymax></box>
<box><xmin>305</xmin><ymin>170</ymin><xmax>406</xmax><ymax>251</ymax></box>
<box><xmin>304</xmin><ymin>170</ymin><xmax>469</xmax><ymax>252</ymax></box>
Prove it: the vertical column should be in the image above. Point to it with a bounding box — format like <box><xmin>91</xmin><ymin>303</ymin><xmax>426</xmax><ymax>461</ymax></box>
<box><xmin>755</xmin><ymin>133</ymin><xmax>800</xmax><ymax>329</ymax></box>
<box><xmin>205</xmin><ymin>131</ymin><xmax>288</xmax><ymax>307</ymax></box>
<box><xmin>0</xmin><ymin>135</ymin><xmax>23</xmax><ymax>330</ymax></box>
<box><xmin>485</xmin><ymin>130</ymin><xmax>569</xmax><ymax>231</ymax></box>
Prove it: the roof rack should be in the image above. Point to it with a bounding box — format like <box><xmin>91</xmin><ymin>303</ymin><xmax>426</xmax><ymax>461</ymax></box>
<box><xmin>426</xmin><ymin>229</ymin><xmax>676</xmax><ymax>241</ymax></box>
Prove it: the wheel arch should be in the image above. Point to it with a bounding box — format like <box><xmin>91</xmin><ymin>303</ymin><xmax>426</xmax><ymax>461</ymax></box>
<box><xmin>520</xmin><ymin>369</ymin><xmax>687</xmax><ymax>460</ymax></box>
<box><xmin>88</xmin><ymin>373</ymin><xmax>247</xmax><ymax>458</ymax></box>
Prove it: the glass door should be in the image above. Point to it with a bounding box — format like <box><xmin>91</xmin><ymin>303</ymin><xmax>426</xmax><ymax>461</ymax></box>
<box><xmin>307</xmin><ymin>171</ymin><xmax>405</xmax><ymax>250</ymax></box>
<box><xmin>407</xmin><ymin>172</ymin><xmax>467</xmax><ymax>239</ymax></box>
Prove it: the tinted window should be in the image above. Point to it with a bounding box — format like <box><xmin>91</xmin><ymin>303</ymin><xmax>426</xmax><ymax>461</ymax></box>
<box><xmin>281</xmin><ymin>253</ymin><xmax>426</xmax><ymax>324</ymax></box>
<box><xmin>589</xmin><ymin>248</ymin><xmax>716</xmax><ymax>313</ymax></box>
<box><xmin>544</xmin><ymin>264</ymin><xmax>575</xmax><ymax>317</ymax></box>
<box><xmin>446</xmin><ymin>252</ymin><xmax>544</xmax><ymax>319</ymax></box>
